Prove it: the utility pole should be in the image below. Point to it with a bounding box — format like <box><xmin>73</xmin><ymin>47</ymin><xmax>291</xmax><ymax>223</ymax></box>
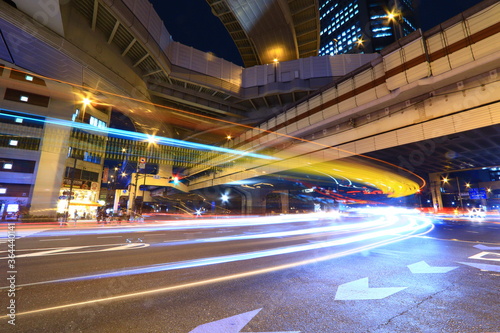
<box><xmin>65</xmin><ymin>155</ymin><xmax>78</xmax><ymax>222</ymax></box>
<box><xmin>456</xmin><ymin>177</ymin><xmax>463</xmax><ymax>211</ymax></box>
<box><xmin>132</xmin><ymin>156</ymin><xmax>146</xmax><ymax>214</ymax></box>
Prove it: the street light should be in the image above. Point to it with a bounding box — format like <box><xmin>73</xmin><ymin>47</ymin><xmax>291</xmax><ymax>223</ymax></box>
<box><xmin>386</xmin><ymin>8</ymin><xmax>403</xmax><ymax>41</ymax></box>
<box><xmin>333</xmin><ymin>38</ymin><xmax>339</xmax><ymax>55</ymax></box>
<box><xmin>442</xmin><ymin>177</ymin><xmax>464</xmax><ymax>211</ymax></box>
<box><xmin>273</xmin><ymin>58</ymin><xmax>279</xmax><ymax>82</ymax></box>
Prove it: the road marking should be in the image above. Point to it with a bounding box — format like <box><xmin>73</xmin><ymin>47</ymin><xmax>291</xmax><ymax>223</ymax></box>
<box><xmin>468</xmin><ymin>251</ymin><xmax>500</xmax><ymax>262</ymax></box>
<box><xmin>0</xmin><ymin>243</ymin><xmax>149</xmax><ymax>259</ymax></box>
<box><xmin>97</xmin><ymin>236</ymin><xmax>123</xmax><ymax>239</ymax></box>
<box><xmin>39</xmin><ymin>238</ymin><xmax>70</xmax><ymax>242</ymax></box>
<box><xmin>407</xmin><ymin>261</ymin><xmax>458</xmax><ymax>273</ymax></box>
<box><xmin>189</xmin><ymin>308</ymin><xmax>300</xmax><ymax>333</ymax></box>
<box><xmin>0</xmin><ymin>219</ymin><xmax>431</xmax><ymax>317</ymax></box>
<box><xmin>144</xmin><ymin>233</ymin><xmax>166</xmax><ymax>236</ymax></box>
<box><xmin>458</xmin><ymin>262</ymin><xmax>500</xmax><ymax>272</ymax></box>
<box><xmin>335</xmin><ymin>278</ymin><xmax>407</xmax><ymax>300</ymax></box>
<box><xmin>474</xmin><ymin>244</ymin><xmax>500</xmax><ymax>251</ymax></box>
<box><xmin>418</xmin><ymin>236</ymin><xmax>499</xmax><ymax>246</ymax></box>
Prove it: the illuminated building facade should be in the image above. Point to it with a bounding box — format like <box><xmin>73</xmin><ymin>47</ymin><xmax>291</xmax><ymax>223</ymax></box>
<box><xmin>0</xmin><ymin>71</ymin><xmax>111</xmax><ymax>219</ymax></box>
<box><xmin>319</xmin><ymin>0</ymin><xmax>418</xmax><ymax>55</ymax></box>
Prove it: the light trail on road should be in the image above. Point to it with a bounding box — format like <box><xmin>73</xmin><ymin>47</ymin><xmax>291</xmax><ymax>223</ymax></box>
<box><xmin>3</xmin><ymin>213</ymin><xmax>343</xmax><ymax>238</ymax></box>
<box><xmin>1</xmin><ymin>211</ymin><xmax>432</xmax><ymax>287</ymax></box>
<box><xmin>0</xmin><ymin>212</ymin><xmax>433</xmax><ymax>319</ymax></box>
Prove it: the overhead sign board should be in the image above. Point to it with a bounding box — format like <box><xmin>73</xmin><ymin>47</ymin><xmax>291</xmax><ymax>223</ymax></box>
<box><xmin>468</xmin><ymin>188</ymin><xmax>487</xmax><ymax>200</ymax></box>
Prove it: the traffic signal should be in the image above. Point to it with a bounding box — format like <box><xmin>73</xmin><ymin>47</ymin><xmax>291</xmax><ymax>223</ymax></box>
<box><xmin>169</xmin><ymin>176</ymin><xmax>180</xmax><ymax>184</ymax></box>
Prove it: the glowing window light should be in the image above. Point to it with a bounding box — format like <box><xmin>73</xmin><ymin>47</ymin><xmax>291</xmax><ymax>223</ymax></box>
<box><xmin>25</xmin><ymin>75</ymin><xmax>34</xmax><ymax>81</ymax></box>
<box><xmin>20</xmin><ymin>95</ymin><xmax>29</xmax><ymax>102</ymax></box>
<box><xmin>9</xmin><ymin>140</ymin><xmax>18</xmax><ymax>146</ymax></box>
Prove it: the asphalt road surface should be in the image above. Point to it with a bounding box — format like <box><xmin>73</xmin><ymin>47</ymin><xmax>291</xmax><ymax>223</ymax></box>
<box><xmin>1</xmin><ymin>211</ymin><xmax>499</xmax><ymax>333</ymax></box>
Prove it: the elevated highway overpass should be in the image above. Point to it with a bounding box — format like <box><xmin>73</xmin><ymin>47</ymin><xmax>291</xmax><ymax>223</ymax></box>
<box><xmin>0</xmin><ymin>0</ymin><xmax>498</xmax><ymax>217</ymax></box>
<box><xmin>185</xmin><ymin>0</ymin><xmax>500</xmax><ymax>211</ymax></box>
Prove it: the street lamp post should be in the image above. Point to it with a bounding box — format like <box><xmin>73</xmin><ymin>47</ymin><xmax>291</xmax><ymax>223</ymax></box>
<box><xmin>65</xmin><ymin>153</ymin><xmax>78</xmax><ymax>222</ymax></box>
<box><xmin>455</xmin><ymin>177</ymin><xmax>463</xmax><ymax>211</ymax></box>
<box><xmin>442</xmin><ymin>177</ymin><xmax>464</xmax><ymax>212</ymax></box>
<box><xmin>130</xmin><ymin>135</ymin><xmax>157</xmax><ymax>216</ymax></box>
<box><xmin>273</xmin><ymin>58</ymin><xmax>279</xmax><ymax>82</ymax></box>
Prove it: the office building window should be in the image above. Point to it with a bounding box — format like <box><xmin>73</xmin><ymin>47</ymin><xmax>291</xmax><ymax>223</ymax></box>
<box><xmin>0</xmin><ymin>159</ymin><xmax>35</xmax><ymax>173</ymax></box>
<box><xmin>4</xmin><ymin>88</ymin><xmax>50</xmax><ymax>107</ymax></box>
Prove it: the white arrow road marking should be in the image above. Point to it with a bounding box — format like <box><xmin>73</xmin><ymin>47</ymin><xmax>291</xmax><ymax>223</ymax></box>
<box><xmin>0</xmin><ymin>243</ymin><xmax>149</xmax><ymax>259</ymax></box>
<box><xmin>458</xmin><ymin>262</ymin><xmax>500</xmax><ymax>272</ymax></box>
<box><xmin>468</xmin><ymin>252</ymin><xmax>500</xmax><ymax>262</ymax></box>
<box><xmin>473</xmin><ymin>244</ymin><xmax>500</xmax><ymax>251</ymax></box>
<box><xmin>335</xmin><ymin>277</ymin><xmax>407</xmax><ymax>300</ymax></box>
<box><xmin>189</xmin><ymin>308</ymin><xmax>300</xmax><ymax>333</ymax></box>
<box><xmin>407</xmin><ymin>261</ymin><xmax>458</xmax><ymax>273</ymax></box>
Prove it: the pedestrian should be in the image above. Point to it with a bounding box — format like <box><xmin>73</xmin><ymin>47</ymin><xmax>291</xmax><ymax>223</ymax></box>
<box><xmin>96</xmin><ymin>210</ymin><xmax>102</xmax><ymax>225</ymax></box>
<box><xmin>73</xmin><ymin>211</ymin><xmax>79</xmax><ymax>226</ymax></box>
<box><xmin>59</xmin><ymin>213</ymin><xmax>67</xmax><ymax>227</ymax></box>
<box><xmin>117</xmin><ymin>209</ymin><xmax>123</xmax><ymax>225</ymax></box>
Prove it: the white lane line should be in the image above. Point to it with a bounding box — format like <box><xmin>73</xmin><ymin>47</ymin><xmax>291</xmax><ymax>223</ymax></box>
<box><xmin>39</xmin><ymin>238</ymin><xmax>70</xmax><ymax>242</ymax></box>
<box><xmin>97</xmin><ymin>236</ymin><xmax>123</xmax><ymax>239</ymax></box>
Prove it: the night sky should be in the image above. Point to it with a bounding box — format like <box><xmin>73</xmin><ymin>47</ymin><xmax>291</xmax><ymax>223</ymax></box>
<box><xmin>150</xmin><ymin>0</ymin><xmax>485</xmax><ymax>67</ymax></box>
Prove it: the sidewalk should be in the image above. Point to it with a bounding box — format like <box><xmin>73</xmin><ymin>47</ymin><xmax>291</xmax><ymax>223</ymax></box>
<box><xmin>0</xmin><ymin>219</ymin><xmax>153</xmax><ymax>231</ymax></box>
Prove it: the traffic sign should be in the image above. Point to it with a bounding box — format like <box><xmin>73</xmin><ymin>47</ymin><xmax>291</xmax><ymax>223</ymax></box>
<box><xmin>468</xmin><ymin>188</ymin><xmax>487</xmax><ymax>199</ymax></box>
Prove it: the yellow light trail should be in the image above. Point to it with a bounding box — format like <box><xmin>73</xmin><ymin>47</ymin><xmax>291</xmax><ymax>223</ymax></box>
<box><xmin>1</xmin><ymin>65</ymin><xmax>426</xmax><ymax>195</ymax></box>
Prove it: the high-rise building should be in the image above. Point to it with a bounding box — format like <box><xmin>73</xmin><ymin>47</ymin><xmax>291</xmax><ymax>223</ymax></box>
<box><xmin>319</xmin><ymin>0</ymin><xmax>418</xmax><ymax>55</ymax></box>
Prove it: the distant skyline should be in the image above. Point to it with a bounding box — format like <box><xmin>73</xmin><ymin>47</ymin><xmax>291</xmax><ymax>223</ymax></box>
<box><xmin>150</xmin><ymin>0</ymin><xmax>485</xmax><ymax>67</ymax></box>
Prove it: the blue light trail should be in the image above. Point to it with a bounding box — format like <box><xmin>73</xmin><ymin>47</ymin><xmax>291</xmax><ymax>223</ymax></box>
<box><xmin>0</xmin><ymin>111</ymin><xmax>277</xmax><ymax>160</ymax></box>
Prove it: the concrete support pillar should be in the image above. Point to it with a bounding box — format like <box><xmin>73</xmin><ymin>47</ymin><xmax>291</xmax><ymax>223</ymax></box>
<box><xmin>235</xmin><ymin>187</ymin><xmax>273</xmax><ymax>215</ymax></box>
<box><xmin>276</xmin><ymin>190</ymin><xmax>289</xmax><ymax>214</ymax></box>
<box><xmin>31</xmin><ymin>124</ymin><xmax>70</xmax><ymax>217</ymax></box>
<box><xmin>429</xmin><ymin>172</ymin><xmax>443</xmax><ymax>211</ymax></box>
